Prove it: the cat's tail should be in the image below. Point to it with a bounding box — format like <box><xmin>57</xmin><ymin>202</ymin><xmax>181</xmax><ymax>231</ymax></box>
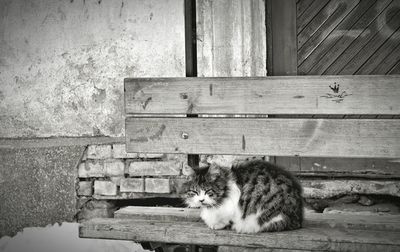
<box><xmin>260</xmin><ymin>214</ymin><xmax>302</xmax><ymax>232</ymax></box>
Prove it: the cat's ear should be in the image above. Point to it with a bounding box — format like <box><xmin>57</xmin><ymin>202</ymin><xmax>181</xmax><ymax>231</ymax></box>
<box><xmin>208</xmin><ymin>164</ymin><xmax>221</xmax><ymax>179</ymax></box>
<box><xmin>183</xmin><ymin>165</ymin><xmax>196</xmax><ymax>177</ymax></box>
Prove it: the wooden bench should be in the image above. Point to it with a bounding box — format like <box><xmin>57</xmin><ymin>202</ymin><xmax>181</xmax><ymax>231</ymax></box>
<box><xmin>80</xmin><ymin>75</ymin><xmax>400</xmax><ymax>251</ymax></box>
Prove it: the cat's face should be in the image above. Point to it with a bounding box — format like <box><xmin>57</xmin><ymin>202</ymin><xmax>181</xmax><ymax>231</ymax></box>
<box><xmin>182</xmin><ymin>164</ymin><xmax>230</xmax><ymax>208</ymax></box>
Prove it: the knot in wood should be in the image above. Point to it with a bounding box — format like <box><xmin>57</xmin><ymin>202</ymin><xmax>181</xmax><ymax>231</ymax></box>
<box><xmin>181</xmin><ymin>132</ymin><xmax>189</xmax><ymax>139</ymax></box>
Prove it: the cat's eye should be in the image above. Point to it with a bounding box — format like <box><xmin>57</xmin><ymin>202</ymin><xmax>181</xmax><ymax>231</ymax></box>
<box><xmin>206</xmin><ymin>189</ymin><xmax>215</xmax><ymax>197</ymax></box>
<box><xmin>187</xmin><ymin>190</ymin><xmax>198</xmax><ymax>196</ymax></box>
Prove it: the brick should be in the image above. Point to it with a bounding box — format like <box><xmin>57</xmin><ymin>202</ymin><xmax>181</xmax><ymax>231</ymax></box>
<box><xmin>87</xmin><ymin>144</ymin><xmax>112</xmax><ymax>159</ymax></box>
<box><xmin>129</xmin><ymin>161</ymin><xmax>181</xmax><ymax>176</ymax></box>
<box><xmin>139</xmin><ymin>153</ymin><xmax>165</xmax><ymax>159</ymax></box>
<box><xmin>112</xmin><ymin>144</ymin><xmax>138</xmax><ymax>159</ymax></box>
<box><xmin>77</xmin><ymin>181</ymin><xmax>93</xmax><ymax>196</ymax></box>
<box><xmin>120</xmin><ymin>178</ymin><xmax>144</xmax><ymax>192</ymax></box>
<box><xmin>94</xmin><ymin>181</ymin><xmax>117</xmax><ymax>196</ymax></box>
<box><xmin>78</xmin><ymin>161</ymin><xmax>105</xmax><ymax>178</ymax></box>
<box><xmin>110</xmin><ymin>177</ymin><xmax>122</xmax><ymax>186</ymax></box>
<box><xmin>145</xmin><ymin>178</ymin><xmax>171</xmax><ymax>194</ymax></box>
<box><xmin>170</xmin><ymin>178</ymin><xmax>187</xmax><ymax>194</ymax></box>
<box><xmin>104</xmin><ymin>159</ymin><xmax>125</xmax><ymax>176</ymax></box>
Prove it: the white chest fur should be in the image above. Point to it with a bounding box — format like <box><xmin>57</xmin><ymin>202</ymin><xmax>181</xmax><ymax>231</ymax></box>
<box><xmin>200</xmin><ymin>181</ymin><xmax>242</xmax><ymax>230</ymax></box>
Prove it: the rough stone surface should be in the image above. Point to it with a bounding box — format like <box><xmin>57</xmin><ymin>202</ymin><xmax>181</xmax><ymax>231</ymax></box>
<box><xmin>78</xmin><ymin>181</ymin><xmax>93</xmax><ymax>196</ymax></box>
<box><xmin>129</xmin><ymin>161</ymin><xmax>181</xmax><ymax>176</ymax></box>
<box><xmin>145</xmin><ymin>178</ymin><xmax>171</xmax><ymax>194</ymax></box>
<box><xmin>0</xmin><ymin>0</ymin><xmax>185</xmax><ymax>138</ymax></box>
<box><xmin>104</xmin><ymin>159</ymin><xmax>125</xmax><ymax>177</ymax></box>
<box><xmin>323</xmin><ymin>203</ymin><xmax>400</xmax><ymax>215</ymax></box>
<box><xmin>358</xmin><ymin>195</ymin><xmax>375</xmax><ymax>206</ymax></box>
<box><xmin>0</xmin><ymin>146</ymin><xmax>84</xmax><ymax>237</ymax></box>
<box><xmin>120</xmin><ymin>178</ymin><xmax>144</xmax><ymax>193</ymax></box>
<box><xmin>138</xmin><ymin>153</ymin><xmax>165</xmax><ymax>159</ymax></box>
<box><xmin>112</xmin><ymin>144</ymin><xmax>138</xmax><ymax>159</ymax></box>
<box><xmin>78</xmin><ymin>160</ymin><xmax>105</xmax><ymax>178</ymax></box>
<box><xmin>94</xmin><ymin>181</ymin><xmax>117</xmax><ymax>196</ymax></box>
<box><xmin>87</xmin><ymin>145</ymin><xmax>112</xmax><ymax>159</ymax></box>
<box><xmin>302</xmin><ymin>180</ymin><xmax>400</xmax><ymax>198</ymax></box>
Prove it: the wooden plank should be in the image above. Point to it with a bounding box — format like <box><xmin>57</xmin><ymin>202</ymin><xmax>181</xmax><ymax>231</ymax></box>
<box><xmin>298</xmin><ymin>0</ymin><xmax>360</xmax><ymax>65</ymax></box>
<box><xmin>309</xmin><ymin>0</ymin><xmax>392</xmax><ymax>75</ymax></box>
<box><xmin>270</xmin><ymin>0</ymin><xmax>297</xmax><ymax>75</ymax></box>
<box><xmin>297</xmin><ymin>0</ymin><xmax>329</xmax><ymax>34</ymax></box>
<box><xmin>124</xmin><ymin>76</ymin><xmax>400</xmax><ymax>115</ymax></box>
<box><xmin>299</xmin><ymin>157</ymin><xmax>400</xmax><ymax>177</ymax></box>
<box><xmin>196</xmin><ymin>0</ymin><xmax>266</xmax><ymax>77</ymax></box>
<box><xmin>299</xmin><ymin>0</ymin><xmax>377</xmax><ymax>74</ymax></box>
<box><xmin>114</xmin><ymin>206</ymin><xmax>400</xmax><ymax>232</ymax></box>
<box><xmin>355</xmin><ymin>28</ymin><xmax>400</xmax><ymax>74</ymax></box>
<box><xmin>387</xmin><ymin>59</ymin><xmax>400</xmax><ymax>74</ymax></box>
<box><xmin>337</xmin><ymin>9</ymin><xmax>400</xmax><ymax>75</ymax></box>
<box><xmin>297</xmin><ymin>0</ymin><xmax>347</xmax><ymax>50</ymax></box>
<box><xmin>80</xmin><ymin>218</ymin><xmax>400</xmax><ymax>251</ymax></box>
<box><xmin>324</xmin><ymin>2</ymin><xmax>400</xmax><ymax>75</ymax></box>
<box><xmin>371</xmin><ymin>41</ymin><xmax>400</xmax><ymax>74</ymax></box>
<box><xmin>297</xmin><ymin>0</ymin><xmax>315</xmax><ymax>19</ymax></box>
<box><xmin>125</xmin><ymin>117</ymin><xmax>400</xmax><ymax>158</ymax></box>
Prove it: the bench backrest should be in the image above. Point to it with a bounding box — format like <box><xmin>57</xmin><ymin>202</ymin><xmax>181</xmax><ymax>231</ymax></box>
<box><xmin>124</xmin><ymin>75</ymin><xmax>400</xmax><ymax>158</ymax></box>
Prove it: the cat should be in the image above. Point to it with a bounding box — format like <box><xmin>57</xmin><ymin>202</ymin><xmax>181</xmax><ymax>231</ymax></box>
<box><xmin>182</xmin><ymin>159</ymin><xmax>303</xmax><ymax>233</ymax></box>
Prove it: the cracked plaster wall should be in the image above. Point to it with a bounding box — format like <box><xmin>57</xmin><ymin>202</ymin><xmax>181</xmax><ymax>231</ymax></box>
<box><xmin>0</xmin><ymin>0</ymin><xmax>185</xmax><ymax>138</ymax></box>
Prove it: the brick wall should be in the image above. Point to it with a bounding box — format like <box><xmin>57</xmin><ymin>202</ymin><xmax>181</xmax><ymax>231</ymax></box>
<box><xmin>77</xmin><ymin>144</ymin><xmax>188</xmax><ymax>200</ymax></box>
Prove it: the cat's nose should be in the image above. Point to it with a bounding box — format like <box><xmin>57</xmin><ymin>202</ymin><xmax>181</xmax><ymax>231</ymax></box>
<box><xmin>199</xmin><ymin>199</ymin><xmax>204</xmax><ymax>203</ymax></box>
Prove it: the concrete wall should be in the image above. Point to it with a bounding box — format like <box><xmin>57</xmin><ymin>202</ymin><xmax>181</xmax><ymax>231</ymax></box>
<box><xmin>0</xmin><ymin>0</ymin><xmax>185</xmax><ymax>237</ymax></box>
<box><xmin>0</xmin><ymin>0</ymin><xmax>185</xmax><ymax>138</ymax></box>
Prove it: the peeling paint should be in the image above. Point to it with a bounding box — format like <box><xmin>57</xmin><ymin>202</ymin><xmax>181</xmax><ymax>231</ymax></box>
<box><xmin>0</xmin><ymin>0</ymin><xmax>185</xmax><ymax>138</ymax></box>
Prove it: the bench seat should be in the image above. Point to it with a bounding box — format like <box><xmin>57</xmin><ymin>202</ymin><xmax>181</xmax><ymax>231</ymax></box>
<box><xmin>79</xmin><ymin>206</ymin><xmax>400</xmax><ymax>251</ymax></box>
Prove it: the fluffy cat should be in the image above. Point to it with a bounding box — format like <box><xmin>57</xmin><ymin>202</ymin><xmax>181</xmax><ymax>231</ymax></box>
<box><xmin>182</xmin><ymin>160</ymin><xmax>303</xmax><ymax>233</ymax></box>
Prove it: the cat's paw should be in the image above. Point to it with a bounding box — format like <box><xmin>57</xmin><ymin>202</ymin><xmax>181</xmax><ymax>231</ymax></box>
<box><xmin>208</xmin><ymin>222</ymin><xmax>227</xmax><ymax>230</ymax></box>
<box><xmin>232</xmin><ymin>223</ymin><xmax>261</xmax><ymax>234</ymax></box>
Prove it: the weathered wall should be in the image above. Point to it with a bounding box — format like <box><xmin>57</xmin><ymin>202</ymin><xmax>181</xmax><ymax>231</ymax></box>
<box><xmin>0</xmin><ymin>146</ymin><xmax>84</xmax><ymax>237</ymax></box>
<box><xmin>0</xmin><ymin>0</ymin><xmax>185</xmax><ymax>237</ymax></box>
<box><xmin>0</xmin><ymin>0</ymin><xmax>185</xmax><ymax>138</ymax></box>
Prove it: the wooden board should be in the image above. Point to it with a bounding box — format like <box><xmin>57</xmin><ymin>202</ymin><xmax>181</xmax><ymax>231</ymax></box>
<box><xmin>269</xmin><ymin>0</ymin><xmax>297</xmax><ymax>75</ymax></box>
<box><xmin>114</xmin><ymin>206</ymin><xmax>400</xmax><ymax>231</ymax></box>
<box><xmin>276</xmin><ymin>156</ymin><xmax>400</xmax><ymax>178</ymax></box>
<box><xmin>124</xmin><ymin>76</ymin><xmax>400</xmax><ymax>115</ymax></box>
<box><xmin>125</xmin><ymin>117</ymin><xmax>400</xmax><ymax>158</ymax></box>
<box><xmin>80</xmin><ymin>217</ymin><xmax>400</xmax><ymax>251</ymax></box>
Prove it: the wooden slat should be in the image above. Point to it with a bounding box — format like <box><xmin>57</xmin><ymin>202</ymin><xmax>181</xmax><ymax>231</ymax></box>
<box><xmin>338</xmin><ymin>10</ymin><xmax>400</xmax><ymax>75</ymax></box>
<box><xmin>373</xmin><ymin>43</ymin><xmax>400</xmax><ymax>74</ymax></box>
<box><xmin>388</xmin><ymin>59</ymin><xmax>400</xmax><ymax>74</ymax></box>
<box><xmin>80</xmin><ymin>218</ymin><xmax>400</xmax><ymax>251</ymax></box>
<box><xmin>114</xmin><ymin>206</ymin><xmax>400</xmax><ymax>231</ymax></box>
<box><xmin>297</xmin><ymin>0</ymin><xmax>315</xmax><ymax>19</ymax></box>
<box><xmin>125</xmin><ymin>117</ymin><xmax>400</xmax><ymax>158</ymax></box>
<box><xmin>310</xmin><ymin>0</ymin><xmax>392</xmax><ymax>75</ymax></box>
<box><xmin>297</xmin><ymin>0</ymin><xmax>346</xmax><ymax>50</ymax></box>
<box><xmin>298</xmin><ymin>0</ymin><xmax>360</xmax><ymax>65</ymax></box>
<box><xmin>124</xmin><ymin>76</ymin><xmax>400</xmax><ymax>115</ymax></box>
<box><xmin>276</xmin><ymin>156</ymin><xmax>400</xmax><ymax>178</ymax></box>
<box><xmin>297</xmin><ymin>0</ymin><xmax>329</xmax><ymax>34</ymax></box>
<box><xmin>355</xmin><ymin>28</ymin><xmax>400</xmax><ymax>74</ymax></box>
<box><xmin>299</xmin><ymin>0</ymin><xmax>377</xmax><ymax>74</ymax></box>
<box><xmin>270</xmin><ymin>0</ymin><xmax>297</xmax><ymax>75</ymax></box>
<box><xmin>323</xmin><ymin>2</ymin><xmax>400</xmax><ymax>75</ymax></box>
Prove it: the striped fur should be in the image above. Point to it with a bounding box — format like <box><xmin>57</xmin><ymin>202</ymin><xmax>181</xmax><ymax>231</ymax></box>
<box><xmin>182</xmin><ymin>160</ymin><xmax>303</xmax><ymax>233</ymax></box>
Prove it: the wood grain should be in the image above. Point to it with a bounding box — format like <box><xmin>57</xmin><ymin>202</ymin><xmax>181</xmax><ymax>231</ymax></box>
<box><xmin>124</xmin><ymin>76</ymin><xmax>400</xmax><ymax>115</ymax></box>
<box><xmin>80</xmin><ymin>217</ymin><xmax>400</xmax><ymax>251</ymax></box>
<box><xmin>126</xmin><ymin>117</ymin><xmax>400</xmax><ymax>158</ymax></box>
<box><xmin>114</xmin><ymin>206</ymin><xmax>400</xmax><ymax>231</ymax></box>
<box><xmin>269</xmin><ymin>0</ymin><xmax>298</xmax><ymax>75</ymax></box>
<box><xmin>299</xmin><ymin>0</ymin><xmax>377</xmax><ymax>74</ymax></box>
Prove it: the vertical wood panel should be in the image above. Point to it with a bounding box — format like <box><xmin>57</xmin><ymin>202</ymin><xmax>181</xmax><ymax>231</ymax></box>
<box><xmin>196</xmin><ymin>0</ymin><xmax>266</xmax><ymax>77</ymax></box>
<box><xmin>270</xmin><ymin>0</ymin><xmax>297</xmax><ymax>75</ymax></box>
